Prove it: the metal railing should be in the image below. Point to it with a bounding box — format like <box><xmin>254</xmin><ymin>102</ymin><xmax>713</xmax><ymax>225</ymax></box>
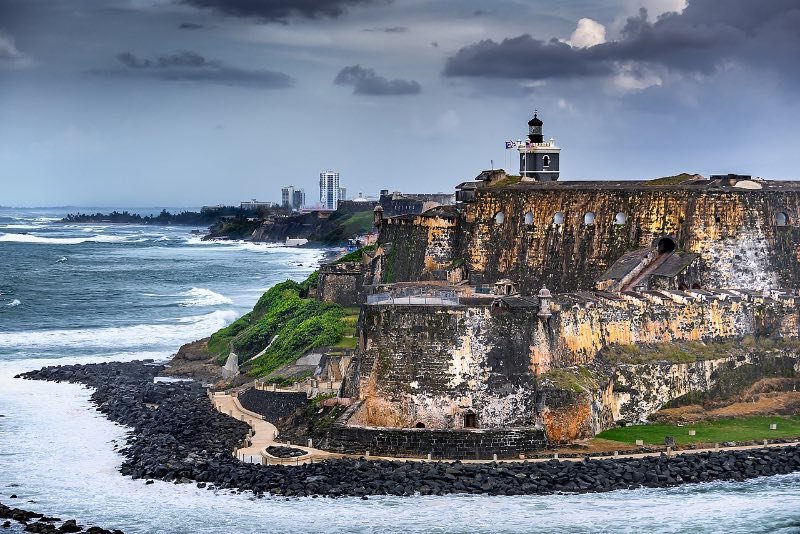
<box><xmin>367</xmin><ymin>287</ymin><xmax>460</xmax><ymax>306</ymax></box>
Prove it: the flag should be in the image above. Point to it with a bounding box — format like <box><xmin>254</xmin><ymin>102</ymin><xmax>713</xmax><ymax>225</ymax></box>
<box><xmin>505</xmin><ymin>140</ymin><xmax>514</xmax><ymax>149</ymax></box>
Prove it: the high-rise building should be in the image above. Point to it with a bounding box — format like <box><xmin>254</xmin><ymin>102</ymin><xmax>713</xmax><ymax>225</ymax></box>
<box><xmin>292</xmin><ymin>188</ymin><xmax>305</xmax><ymax>210</ymax></box>
<box><xmin>339</xmin><ymin>187</ymin><xmax>347</xmax><ymax>202</ymax></box>
<box><xmin>319</xmin><ymin>170</ymin><xmax>340</xmax><ymax>210</ymax></box>
<box><xmin>281</xmin><ymin>186</ymin><xmax>294</xmax><ymax>208</ymax></box>
<box><xmin>281</xmin><ymin>186</ymin><xmax>305</xmax><ymax>209</ymax></box>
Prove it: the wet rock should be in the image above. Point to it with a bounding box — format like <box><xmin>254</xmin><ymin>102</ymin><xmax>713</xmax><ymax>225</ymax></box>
<box><xmin>17</xmin><ymin>361</ymin><xmax>800</xmax><ymax>499</ymax></box>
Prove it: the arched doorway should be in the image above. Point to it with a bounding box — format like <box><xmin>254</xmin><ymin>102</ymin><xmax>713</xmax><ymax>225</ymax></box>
<box><xmin>415</xmin><ymin>422</ymin><xmax>425</xmax><ymax>428</ymax></box>
<box><xmin>657</xmin><ymin>237</ymin><xmax>676</xmax><ymax>254</ymax></box>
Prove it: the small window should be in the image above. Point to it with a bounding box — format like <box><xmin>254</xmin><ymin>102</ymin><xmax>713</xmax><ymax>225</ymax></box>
<box><xmin>494</xmin><ymin>212</ymin><xmax>505</xmax><ymax>224</ymax></box>
<box><xmin>553</xmin><ymin>212</ymin><xmax>565</xmax><ymax>225</ymax></box>
<box><xmin>524</xmin><ymin>212</ymin><xmax>534</xmax><ymax>225</ymax></box>
<box><xmin>464</xmin><ymin>413</ymin><xmax>477</xmax><ymax>429</ymax></box>
<box><xmin>584</xmin><ymin>212</ymin><xmax>595</xmax><ymax>225</ymax></box>
<box><xmin>543</xmin><ymin>155</ymin><xmax>550</xmax><ymax>168</ymax></box>
<box><xmin>777</xmin><ymin>212</ymin><xmax>789</xmax><ymax>226</ymax></box>
<box><xmin>415</xmin><ymin>422</ymin><xmax>425</xmax><ymax>428</ymax></box>
<box><xmin>615</xmin><ymin>212</ymin><xmax>627</xmax><ymax>225</ymax></box>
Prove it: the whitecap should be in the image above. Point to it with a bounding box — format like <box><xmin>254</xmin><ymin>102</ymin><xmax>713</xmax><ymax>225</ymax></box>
<box><xmin>0</xmin><ymin>309</ymin><xmax>238</xmax><ymax>350</ymax></box>
<box><xmin>56</xmin><ymin>257</ymin><xmax>68</xmax><ymax>263</ymax></box>
<box><xmin>0</xmin><ymin>233</ymin><xmax>129</xmax><ymax>245</ymax></box>
<box><xmin>179</xmin><ymin>287</ymin><xmax>234</xmax><ymax>307</ymax></box>
<box><xmin>6</xmin><ymin>299</ymin><xmax>21</xmax><ymax>307</ymax></box>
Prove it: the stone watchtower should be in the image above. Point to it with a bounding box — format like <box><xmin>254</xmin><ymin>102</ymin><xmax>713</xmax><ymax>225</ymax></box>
<box><xmin>516</xmin><ymin>111</ymin><xmax>561</xmax><ymax>181</ymax></box>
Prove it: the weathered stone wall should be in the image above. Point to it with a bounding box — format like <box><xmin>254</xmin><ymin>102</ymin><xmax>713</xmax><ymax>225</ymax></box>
<box><xmin>379</xmin><ymin>182</ymin><xmax>800</xmax><ymax>293</ymax></box>
<box><xmin>317</xmin><ymin>262</ymin><xmax>366</xmax><ymax>307</ymax></box>
<box><xmin>468</xmin><ymin>184</ymin><xmax>800</xmax><ymax>294</ymax></box>
<box><xmin>378</xmin><ymin>214</ymin><xmax>460</xmax><ymax>282</ymax></box>
<box><xmin>344</xmin><ymin>290</ymin><xmax>800</xmax><ymax>441</ymax></box>
<box><xmin>328</xmin><ymin>408</ymin><xmax>546</xmax><ymax>459</ymax></box>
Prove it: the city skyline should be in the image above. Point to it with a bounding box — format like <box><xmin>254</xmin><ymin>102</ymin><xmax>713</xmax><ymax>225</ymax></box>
<box><xmin>1</xmin><ymin>0</ymin><xmax>799</xmax><ymax>206</ymax></box>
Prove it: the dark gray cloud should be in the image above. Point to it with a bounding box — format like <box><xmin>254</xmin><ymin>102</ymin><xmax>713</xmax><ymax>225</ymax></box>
<box><xmin>445</xmin><ymin>0</ymin><xmax>800</xmax><ymax>83</ymax></box>
<box><xmin>180</xmin><ymin>0</ymin><xmax>382</xmax><ymax>23</ymax></box>
<box><xmin>179</xmin><ymin>22</ymin><xmax>205</xmax><ymax>29</ymax></box>
<box><xmin>97</xmin><ymin>51</ymin><xmax>293</xmax><ymax>88</ymax></box>
<box><xmin>334</xmin><ymin>64</ymin><xmax>421</xmax><ymax>95</ymax></box>
<box><xmin>362</xmin><ymin>26</ymin><xmax>407</xmax><ymax>33</ymax></box>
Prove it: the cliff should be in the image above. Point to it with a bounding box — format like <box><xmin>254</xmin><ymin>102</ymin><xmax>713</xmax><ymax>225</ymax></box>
<box><xmin>207</xmin><ymin>210</ymin><xmax>374</xmax><ymax>245</ymax></box>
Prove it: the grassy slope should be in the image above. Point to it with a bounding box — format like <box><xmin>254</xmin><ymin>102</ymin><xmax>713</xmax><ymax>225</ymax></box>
<box><xmin>207</xmin><ymin>249</ymin><xmax>371</xmax><ymax>378</ymax></box>
<box><xmin>596</xmin><ymin>416</ymin><xmax>800</xmax><ymax>445</ymax></box>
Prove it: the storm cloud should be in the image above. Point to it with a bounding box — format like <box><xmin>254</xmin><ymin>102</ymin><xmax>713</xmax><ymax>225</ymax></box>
<box><xmin>444</xmin><ymin>0</ymin><xmax>800</xmax><ymax>83</ymax></box>
<box><xmin>98</xmin><ymin>51</ymin><xmax>293</xmax><ymax>88</ymax></box>
<box><xmin>180</xmin><ymin>0</ymin><xmax>381</xmax><ymax>23</ymax></box>
<box><xmin>334</xmin><ymin>64</ymin><xmax>421</xmax><ymax>95</ymax></box>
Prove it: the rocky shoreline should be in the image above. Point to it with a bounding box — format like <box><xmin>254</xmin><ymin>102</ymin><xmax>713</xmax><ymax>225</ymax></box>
<box><xmin>17</xmin><ymin>361</ymin><xmax>800</xmax><ymax>498</ymax></box>
<box><xmin>0</xmin><ymin>501</ymin><xmax>123</xmax><ymax>533</ymax></box>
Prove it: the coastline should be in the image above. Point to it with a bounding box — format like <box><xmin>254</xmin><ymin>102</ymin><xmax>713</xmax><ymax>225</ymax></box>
<box><xmin>16</xmin><ymin>361</ymin><xmax>800</xmax><ymax>499</ymax></box>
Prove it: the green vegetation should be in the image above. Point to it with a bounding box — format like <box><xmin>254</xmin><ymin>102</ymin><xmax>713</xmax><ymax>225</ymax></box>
<box><xmin>597</xmin><ymin>416</ymin><xmax>800</xmax><ymax>445</ymax></box>
<box><xmin>62</xmin><ymin>207</ymin><xmax>260</xmax><ymax>226</ymax></box>
<box><xmin>601</xmin><ymin>337</ymin><xmax>800</xmax><ymax>365</ymax></box>
<box><xmin>207</xmin><ymin>272</ymin><xmax>359</xmax><ymax>378</ymax></box>
<box><xmin>336</xmin><ymin>245</ymin><xmax>376</xmax><ymax>264</ymax></box>
<box><xmin>488</xmin><ymin>174</ymin><xmax>523</xmax><ymax>188</ymax></box>
<box><xmin>313</xmin><ymin>210</ymin><xmax>375</xmax><ymax>244</ymax></box>
<box><xmin>646</xmin><ymin>172</ymin><xmax>697</xmax><ymax>186</ymax></box>
<box><xmin>542</xmin><ymin>367</ymin><xmax>601</xmax><ymax>393</ymax></box>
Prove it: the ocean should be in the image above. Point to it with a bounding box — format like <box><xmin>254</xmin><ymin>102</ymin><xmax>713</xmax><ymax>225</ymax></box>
<box><xmin>1</xmin><ymin>207</ymin><xmax>799</xmax><ymax>533</ymax></box>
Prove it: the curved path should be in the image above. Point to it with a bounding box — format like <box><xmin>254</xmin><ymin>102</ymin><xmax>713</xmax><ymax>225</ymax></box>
<box><xmin>211</xmin><ymin>392</ymin><xmax>340</xmax><ymax>465</ymax></box>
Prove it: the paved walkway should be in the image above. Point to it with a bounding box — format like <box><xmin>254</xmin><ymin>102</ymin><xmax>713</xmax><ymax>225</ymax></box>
<box><xmin>211</xmin><ymin>392</ymin><xmax>340</xmax><ymax>465</ymax></box>
<box><xmin>211</xmin><ymin>391</ymin><xmax>799</xmax><ymax>466</ymax></box>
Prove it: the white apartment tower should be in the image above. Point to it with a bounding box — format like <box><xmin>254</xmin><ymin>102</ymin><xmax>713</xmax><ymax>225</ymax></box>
<box><xmin>319</xmin><ymin>170</ymin><xmax>340</xmax><ymax>210</ymax></box>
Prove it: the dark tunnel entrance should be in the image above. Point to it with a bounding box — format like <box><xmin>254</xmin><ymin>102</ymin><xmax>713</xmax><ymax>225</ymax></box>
<box><xmin>657</xmin><ymin>237</ymin><xmax>677</xmax><ymax>254</ymax></box>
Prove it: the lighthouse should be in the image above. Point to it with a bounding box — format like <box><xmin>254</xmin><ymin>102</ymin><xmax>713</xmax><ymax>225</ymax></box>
<box><xmin>515</xmin><ymin>111</ymin><xmax>561</xmax><ymax>181</ymax></box>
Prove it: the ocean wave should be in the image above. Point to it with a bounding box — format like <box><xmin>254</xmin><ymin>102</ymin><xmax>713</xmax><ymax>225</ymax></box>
<box><xmin>0</xmin><ymin>309</ymin><xmax>238</xmax><ymax>350</ymax></box>
<box><xmin>179</xmin><ymin>287</ymin><xmax>234</xmax><ymax>307</ymax></box>
<box><xmin>0</xmin><ymin>233</ymin><xmax>130</xmax><ymax>245</ymax></box>
<box><xmin>6</xmin><ymin>299</ymin><xmax>21</xmax><ymax>307</ymax></box>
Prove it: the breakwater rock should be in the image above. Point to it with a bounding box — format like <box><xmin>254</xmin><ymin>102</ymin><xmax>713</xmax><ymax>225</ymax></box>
<box><xmin>17</xmin><ymin>362</ymin><xmax>800</xmax><ymax>498</ymax></box>
<box><xmin>0</xmin><ymin>501</ymin><xmax>123</xmax><ymax>533</ymax></box>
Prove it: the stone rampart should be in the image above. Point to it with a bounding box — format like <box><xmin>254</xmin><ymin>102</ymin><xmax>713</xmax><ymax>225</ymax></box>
<box><xmin>317</xmin><ymin>262</ymin><xmax>366</xmax><ymax>307</ymax></box>
<box><xmin>380</xmin><ymin>182</ymin><xmax>800</xmax><ymax>293</ymax></box>
<box><xmin>343</xmin><ymin>289</ymin><xmax>800</xmax><ymax>441</ymax></box>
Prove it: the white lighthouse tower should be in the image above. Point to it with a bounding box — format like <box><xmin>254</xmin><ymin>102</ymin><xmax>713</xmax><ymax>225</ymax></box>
<box><xmin>514</xmin><ymin>111</ymin><xmax>561</xmax><ymax>182</ymax></box>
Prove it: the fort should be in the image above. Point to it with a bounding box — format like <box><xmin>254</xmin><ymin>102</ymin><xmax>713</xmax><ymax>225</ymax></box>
<box><xmin>310</xmin><ymin>112</ymin><xmax>800</xmax><ymax>458</ymax></box>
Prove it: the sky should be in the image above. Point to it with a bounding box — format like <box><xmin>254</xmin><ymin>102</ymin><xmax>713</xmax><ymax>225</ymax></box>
<box><xmin>1</xmin><ymin>0</ymin><xmax>799</xmax><ymax>207</ymax></box>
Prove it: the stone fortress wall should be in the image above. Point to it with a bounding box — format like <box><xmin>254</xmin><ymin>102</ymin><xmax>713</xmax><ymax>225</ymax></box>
<box><xmin>378</xmin><ymin>181</ymin><xmax>800</xmax><ymax>294</ymax></box>
<box><xmin>332</xmin><ymin>288</ymin><xmax>800</xmax><ymax>446</ymax></box>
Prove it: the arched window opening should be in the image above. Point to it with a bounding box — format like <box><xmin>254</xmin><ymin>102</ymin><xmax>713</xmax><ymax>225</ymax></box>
<box><xmin>524</xmin><ymin>212</ymin><xmax>534</xmax><ymax>225</ymax></box>
<box><xmin>553</xmin><ymin>212</ymin><xmax>565</xmax><ymax>225</ymax></box>
<box><xmin>657</xmin><ymin>237</ymin><xmax>676</xmax><ymax>254</ymax></box>
<box><xmin>415</xmin><ymin>422</ymin><xmax>426</xmax><ymax>429</ymax></box>
<box><xmin>614</xmin><ymin>212</ymin><xmax>627</xmax><ymax>225</ymax></box>
<box><xmin>494</xmin><ymin>212</ymin><xmax>505</xmax><ymax>224</ymax></box>
<box><xmin>691</xmin><ymin>282</ymin><xmax>701</xmax><ymax>289</ymax></box>
<box><xmin>584</xmin><ymin>212</ymin><xmax>596</xmax><ymax>225</ymax></box>
<box><xmin>777</xmin><ymin>212</ymin><xmax>789</xmax><ymax>226</ymax></box>
<box><xmin>542</xmin><ymin>155</ymin><xmax>550</xmax><ymax>168</ymax></box>
<box><xmin>464</xmin><ymin>413</ymin><xmax>477</xmax><ymax>429</ymax></box>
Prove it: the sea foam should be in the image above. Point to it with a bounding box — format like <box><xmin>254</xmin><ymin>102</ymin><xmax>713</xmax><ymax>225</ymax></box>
<box><xmin>6</xmin><ymin>299</ymin><xmax>21</xmax><ymax>307</ymax></box>
<box><xmin>179</xmin><ymin>287</ymin><xmax>234</xmax><ymax>307</ymax></box>
<box><xmin>0</xmin><ymin>233</ymin><xmax>129</xmax><ymax>245</ymax></box>
<box><xmin>0</xmin><ymin>309</ymin><xmax>237</xmax><ymax>350</ymax></box>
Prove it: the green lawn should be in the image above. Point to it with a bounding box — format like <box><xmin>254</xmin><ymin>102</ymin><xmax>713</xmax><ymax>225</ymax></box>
<box><xmin>596</xmin><ymin>416</ymin><xmax>800</xmax><ymax>445</ymax></box>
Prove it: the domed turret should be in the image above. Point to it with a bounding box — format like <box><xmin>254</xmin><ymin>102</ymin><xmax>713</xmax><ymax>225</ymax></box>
<box><xmin>528</xmin><ymin>111</ymin><xmax>543</xmax><ymax>143</ymax></box>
